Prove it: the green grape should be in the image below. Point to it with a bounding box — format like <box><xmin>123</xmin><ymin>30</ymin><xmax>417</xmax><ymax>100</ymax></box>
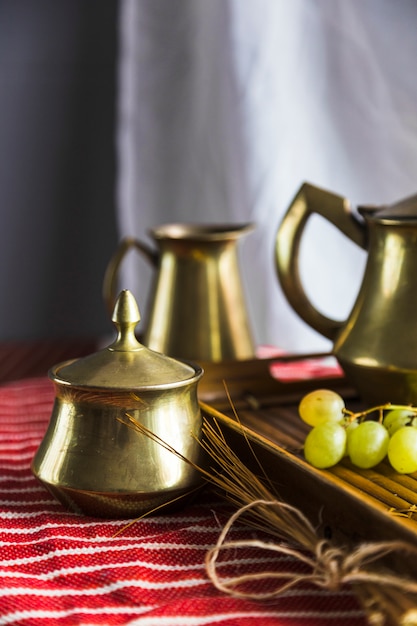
<box><xmin>304</xmin><ymin>422</ymin><xmax>347</xmax><ymax>469</ymax></box>
<box><xmin>346</xmin><ymin>419</ymin><xmax>359</xmax><ymax>438</ymax></box>
<box><xmin>347</xmin><ymin>421</ymin><xmax>389</xmax><ymax>469</ymax></box>
<box><xmin>298</xmin><ymin>389</ymin><xmax>345</xmax><ymax>427</ymax></box>
<box><xmin>387</xmin><ymin>426</ymin><xmax>417</xmax><ymax>474</ymax></box>
<box><xmin>345</xmin><ymin>419</ymin><xmax>359</xmax><ymax>456</ymax></box>
<box><xmin>383</xmin><ymin>408</ymin><xmax>417</xmax><ymax>436</ymax></box>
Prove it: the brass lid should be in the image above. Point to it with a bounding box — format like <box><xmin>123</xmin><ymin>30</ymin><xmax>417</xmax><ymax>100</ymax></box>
<box><xmin>359</xmin><ymin>192</ymin><xmax>417</xmax><ymax>223</ymax></box>
<box><xmin>50</xmin><ymin>290</ymin><xmax>200</xmax><ymax>391</ymax></box>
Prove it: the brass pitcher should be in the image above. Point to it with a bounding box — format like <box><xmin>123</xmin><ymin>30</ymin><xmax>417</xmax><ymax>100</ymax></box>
<box><xmin>275</xmin><ymin>182</ymin><xmax>417</xmax><ymax>405</ymax></box>
<box><xmin>103</xmin><ymin>223</ymin><xmax>256</xmax><ymax>362</ymax></box>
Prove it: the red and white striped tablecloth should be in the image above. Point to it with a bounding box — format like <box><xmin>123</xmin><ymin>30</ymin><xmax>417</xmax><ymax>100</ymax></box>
<box><xmin>0</xmin><ymin>376</ymin><xmax>367</xmax><ymax>626</ymax></box>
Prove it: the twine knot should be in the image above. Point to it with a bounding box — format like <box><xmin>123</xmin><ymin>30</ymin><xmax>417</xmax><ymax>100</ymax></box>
<box><xmin>313</xmin><ymin>540</ymin><xmax>348</xmax><ymax>591</ymax></box>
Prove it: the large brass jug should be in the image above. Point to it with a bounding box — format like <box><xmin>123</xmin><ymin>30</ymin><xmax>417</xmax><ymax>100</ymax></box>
<box><xmin>275</xmin><ymin>182</ymin><xmax>417</xmax><ymax>405</ymax></box>
<box><xmin>103</xmin><ymin>223</ymin><xmax>255</xmax><ymax>363</ymax></box>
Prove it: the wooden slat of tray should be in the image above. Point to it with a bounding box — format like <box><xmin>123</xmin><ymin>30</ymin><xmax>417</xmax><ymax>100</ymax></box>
<box><xmin>198</xmin><ymin>353</ymin><xmax>355</xmax><ymax>409</ymax></box>
<box><xmin>199</xmin><ymin>354</ymin><xmax>417</xmax><ymax>580</ymax></box>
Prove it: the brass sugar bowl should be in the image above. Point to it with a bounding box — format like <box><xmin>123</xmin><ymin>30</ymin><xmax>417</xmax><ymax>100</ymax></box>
<box><xmin>32</xmin><ymin>290</ymin><xmax>204</xmax><ymax>518</ymax></box>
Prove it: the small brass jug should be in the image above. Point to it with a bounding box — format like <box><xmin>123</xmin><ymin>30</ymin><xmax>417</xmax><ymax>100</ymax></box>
<box><xmin>103</xmin><ymin>223</ymin><xmax>255</xmax><ymax>362</ymax></box>
<box><xmin>32</xmin><ymin>290</ymin><xmax>204</xmax><ymax>518</ymax></box>
<box><xmin>275</xmin><ymin>182</ymin><xmax>417</xmax><ymax>405</ymax></box>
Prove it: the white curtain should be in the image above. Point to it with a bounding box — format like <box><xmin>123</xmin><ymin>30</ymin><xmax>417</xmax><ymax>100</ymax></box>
<box><xmin>116</xmin><ymin>0</ymin><xmax>417</xmax><ymax>353</ymax></box>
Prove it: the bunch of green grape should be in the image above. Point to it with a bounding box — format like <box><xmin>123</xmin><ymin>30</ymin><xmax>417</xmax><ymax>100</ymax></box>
<box><xmin>298</xmin><ymin>389</ymin><xmax>417</xmax><ymax>474</ymax></box>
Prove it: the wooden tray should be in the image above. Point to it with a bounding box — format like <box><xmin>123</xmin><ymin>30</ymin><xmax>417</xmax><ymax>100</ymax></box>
<box><xmin>198</xmin><ymin>353</ymin><xmax>417</xmax><ymax>581</ymax></box>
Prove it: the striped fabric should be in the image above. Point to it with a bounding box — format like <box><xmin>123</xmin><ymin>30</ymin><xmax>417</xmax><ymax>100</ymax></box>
<box><xmin>0</xmin><ymin>376</ymin><xmax>367</xmax><ymax>625</ymax></box>
<box><xmin>255</xmin><ymin>347</ymin><xmax>344</xmax><ymax>381</ymax></box>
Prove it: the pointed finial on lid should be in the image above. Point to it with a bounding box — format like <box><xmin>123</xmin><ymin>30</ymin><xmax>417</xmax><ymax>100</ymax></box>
<box><xmin>109</xmin><ymin>290</ymin><xmax>142</xmax><ymax>351</ymax></box>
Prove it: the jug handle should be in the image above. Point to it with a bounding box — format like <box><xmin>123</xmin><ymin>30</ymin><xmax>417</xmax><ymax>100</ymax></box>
<box><xmin>103</xmin><ymin>236</ymin><xmax>158</xmax><ymax>316</ymax></box>
<box><xmin>275</xmin><ymin>182</ymin><xmax>367</xmax><ymax>341</ymax></box>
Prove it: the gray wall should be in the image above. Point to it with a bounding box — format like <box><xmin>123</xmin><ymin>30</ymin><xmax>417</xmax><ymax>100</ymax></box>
<box><xmin>0</xmin><ymin>0</ymin><xmax>119</xmax><ymax>341</ymax></box>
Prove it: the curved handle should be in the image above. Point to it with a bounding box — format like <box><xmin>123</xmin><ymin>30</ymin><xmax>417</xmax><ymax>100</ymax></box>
<box><xmin>275</xmin><ymin>182</ymin><xmax>367</xmax><ymax>341</ymax></box>
<box><xmin>103</xmin><ymin>236</ymin><xmax>158</xmax><ymax>316</ymax></box>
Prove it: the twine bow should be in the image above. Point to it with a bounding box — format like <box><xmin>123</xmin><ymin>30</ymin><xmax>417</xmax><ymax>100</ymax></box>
<box><xmin>206</xmin><ymin>499</ymin><xmax>417</xmax><ymax>601</ymax></box>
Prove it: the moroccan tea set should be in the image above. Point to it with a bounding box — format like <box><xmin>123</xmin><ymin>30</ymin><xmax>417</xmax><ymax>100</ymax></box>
<box><xmin>32</xmin><ymin>183</ymin><xmax>417</xmax><ymax>519</ymax></box>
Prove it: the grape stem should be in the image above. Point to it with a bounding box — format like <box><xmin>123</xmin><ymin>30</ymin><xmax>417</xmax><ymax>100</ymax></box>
<box><xmin>343</xmin><ymin>403</ymin><xmax>417</xmax><ymax>424</ymax></box>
